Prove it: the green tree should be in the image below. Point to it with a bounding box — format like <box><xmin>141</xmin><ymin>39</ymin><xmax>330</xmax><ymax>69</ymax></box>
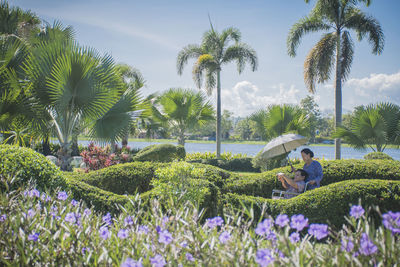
<box><xmin>234</xmin><ymin>117</ymin><xmax>253</xmax><ymax>140</ymax></box>
<box><xmin>176</xmin><ymin>25</ymin><xmax>257</xmax><ymax>157</ymax></box>
<box><xmin>333</xmin><ymin>103</ymin><xmax>400</xmax><ymax>152</ymax></box>
<box><xmin>288</xmin><ymin>0</ymin><xmax>384</xmax><ymax>159</ymax></box>
<box><xmin>23</xmin><ymin>37</ymin><xmax>122</xmax><ymax>170</ymax></box>
<box><xmin>221</xmin><ymin>110</ymin><xmax>233</xmax><ymax>140</ymax></box>
<box><xmin>300</xmin><ymin>95</ymin><xmax>321</xmax><ymax>142</ymax></box>
<box><xmin>152</xmin><ymin>88</ymin><xmax>215</xmax><ymax>146</ymax></box>
<box><xmin>250</xmin><ymin>104</ymin><xmax>310</xmax><ymax>141</ymax></box>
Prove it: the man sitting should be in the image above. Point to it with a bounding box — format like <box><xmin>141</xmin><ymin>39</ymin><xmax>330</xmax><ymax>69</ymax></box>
<box><xmin>277</xmin><ymin>169</ymin><xmax>308</xmax><ymax>199</ymax></box>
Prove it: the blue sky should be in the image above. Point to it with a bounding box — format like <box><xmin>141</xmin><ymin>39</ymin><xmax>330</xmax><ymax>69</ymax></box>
<box><xmin>9</xmin><ymin>0</ymin><xmax>400</xmax><ymax>117</ymax></box>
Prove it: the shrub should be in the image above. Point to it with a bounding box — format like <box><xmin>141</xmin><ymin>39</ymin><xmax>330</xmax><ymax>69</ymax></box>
<box><xmin>224</xmin><ymin>159</ymin><xmax>400</xmax><ymax>198</ymax></box>
<box><xmin>223</xmin><ymin>179</ymin><xmax>400</xmax><ymax>229</ymax></box>
<box><xmin>188</xmin><ymin>157</ymin><xmax>260</xmax><ymax>172</ymax></box>
<box><xmin>364</xmin><ymin>152</ymin><xmax>394</xmax><ymax>160</ymax></box>
<box><xmin>80</xmin><ymin>143</ymin><xmax>132</xmax><ymax>171</ymax></box>
<box><xmin>0</xmin><ymin>145</ymin><xmax>67</xmax><ymax>192</ymax></box>
<box><xmin>185</xmin><ymin>151</ymin><xmax>248</xmax><ymax>161</ymax></box>
<box><xmin>67</xmin><ymin>162</ymin><xmax>166</xmax><ymax>195</ymax></box>
<box><xmin>133</xmin><ymin>144</ymin><xmax>185</xmax><ymax>162</ymax></box>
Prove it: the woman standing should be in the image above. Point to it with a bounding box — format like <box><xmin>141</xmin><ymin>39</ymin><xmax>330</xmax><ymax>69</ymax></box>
<box><xmin>293</xmin><ymin>148</ymin><xmax>323</xmax><ymax>190</ymax></box>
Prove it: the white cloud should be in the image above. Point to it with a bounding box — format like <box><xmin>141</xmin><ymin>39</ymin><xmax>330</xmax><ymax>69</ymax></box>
<box><xmin>218</xmin><ymin>81</ymin><xmax>301</xmax><ymax>117</ymax></box>
<box><xmin>344</xmin><ymin>71</ymin><xmax>400</xmax><ymax>108</ymax></box>
<box><xmin>38</xmin><ymin>8</ymin><xmax>179</xmax><ymax>50</ymax></box>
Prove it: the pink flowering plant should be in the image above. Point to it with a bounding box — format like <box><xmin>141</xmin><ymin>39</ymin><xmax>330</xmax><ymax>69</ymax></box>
<box><xmin>1</xmin><ymin>183</ymin><xmax>399</xmax><ymax>265</ymax></box>
<box><xmin>80</xmin><ymin>142</ymin><xmax>133</xmax><ymax>171</ymax></box>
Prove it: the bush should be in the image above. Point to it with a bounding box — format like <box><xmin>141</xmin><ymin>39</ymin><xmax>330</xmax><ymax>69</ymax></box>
<box><xmin>224</xmin><ymin>159</ymin><xmax>400</xmax><ymax>198</ymax></box>
<box><xmin>223</xmin><ymin>179</ymin><xmax>400</xmax><ymax>229</ymax></box>
<box><xmin>67</xmin><ymin>162</ymin><xmax>166</xmax><ymax>195</ymax></box>
<box><xmin>188</xmin><ymin>157</ymin><xmax>260</xmax><ymax>172</ymax></box>
<box><xmin>80</xmin><ymin>143</ymin><xmax>132</xmax><ymax>171</ymax></box>
<box><xmin>185</xmin><ymin>151</ymin><xmax>248</xmax><ymax>161</ymax></box>
<box><xmin>364</xmin><ymin>152</ymin><xmax>394</xmax><ymax>160</ymax></box>
<box><xmin>133</xmin><ymin>144</ymin><xmax>185</xmax><ymax>162</ymax></box>
<box><xmin>0</xmin><ymin>145</ymin><xmax>67</xmax><ymax>192</ymax></box>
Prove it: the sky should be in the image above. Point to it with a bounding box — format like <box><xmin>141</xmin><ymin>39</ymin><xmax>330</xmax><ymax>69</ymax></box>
<box><xmin>9</xmin><ymin>0</ymin><xmax>400</xmax><ymax>117</ymax></box>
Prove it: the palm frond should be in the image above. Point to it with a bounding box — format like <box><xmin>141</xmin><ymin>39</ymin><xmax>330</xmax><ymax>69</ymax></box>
<box><xmin>176</xmin><ymin>44</ymin><xmax>203</xmax><ymax>75</ymax></box>
<box><xmin>332</xmin><ymin>126</ymin><xmax>367</xmax><ymax>150</ymax></box>
<box><xmin>287</xmin><ymin>16</ymin><xmax>331</xmax><ymax>57</ymax></box>
<box><xmin>304</xmin><ymin>32</ymin><xmax>336</xmax><ymax>93</ymax></box>
<box><xmin>220</xmin><ymin>27</ymin><xmax>241</xmax><ymax>44</ymax></box>
<box><xmin>340</xmin><ymin>30</ymin><xmax>354</xmax><ymax>81</ymax></box>
<box><xmin>222</xmin><ymin>43</ymin><xmax>258</xmax><ymax>73</ymax></box>
<box><xmin>344</xmin><ymin>8</ymin><xmax>384</xmax><ymax>54</ymax></box>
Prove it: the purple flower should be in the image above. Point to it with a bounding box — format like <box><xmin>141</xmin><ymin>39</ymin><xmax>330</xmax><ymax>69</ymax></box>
<box><xmin>102</xmin><ymin>213</ymin><xmax>112</xmax><ymax>225</ymax></box>
<box><xmin>266</xmin><ymin>230</ymin><xmax>277</xmax><ymax>241</ymax></box>
<box><xmin>359</xmin><ymin>233</ymin><xmax>378</xmax><ymax>256</ymax></box>
<box><xmin>255</xmin><ymin>219</ymin><xmax>273</xmax><ymax>236</ymax></box>
<box><xmin>57</xmin><ymin>191</ymin><xmax>68</xmax><ymax>201</ymax></box>
<box><xmin>99</xmin><ymin>226</ymin><xmax>110</xmax><ymax>240</ymax></box>
<box><xmin>121</xmin><ymin>258</ymin><xmax>143</xmax><ymax>267</ymax></box>
<box><xmin>71</xmin><ymin>199</ymin><xmax>79</xmax><ymax>207</ymax></box>
<box><xmin>162</xmin><ymin>216</ymin><xmax>169</xmax><ymax>226</ymax></box>
<box><xmin>81</xmin><ymin>247</ymin><xmax>90</xmax><ymax>254</ymax></box>
<box><xmin>206</xmin><ymin>216</ymin><xmax>224</xmax><ymax>229</ymax></box>
<box><xmin>29</xmin><ymin>189</ymin><xmax>40</xmax><ymax>198</ymax></box>
<box><xmin>83</xmin><ymin>208</ymin><xmax>91</xmax><ymax>216</ymax></box>
<box><xmin>350</xmin><ymin>205</ymin><xmax>365</xmax><ymax>219</ymax></box>
<box><xmin>341</xmin><ymin>237</ymin><xmax>354</xmax><ymax>252</ymax></box>
<box><xmin>65</xmin><ymin>212</ymin><xmax>76</xmax><ymax>224</ymax></box>
<box><xmin>180</xmin><ymin>241</ymin><xmax>188</xmax><ymax>248</ymax></box>
<box><xmin>275</xmin><ymin>214</ymin><xmax>289</xmax><ymax>228</ymax></box>
<box><xmin>138</xmin><ymin>225</ymin><xmax>149</xmax><ymax>235</ymax></box>
<box><xmin>27</xmin><ymin>209</ymin><xmax>35</xmax><ymax>218</ymax></box>
<box><xmin>158</xmin><ymin>229</ymin><xmax>173</xmax><ymax>245</ymax></box>
<box><xmin>0</xmin><ymin>214</ymin><xmax>6</xmax><ymax>222</ymax></box>
<box><xmin>118</xmin><ymin>229</ymin><xmax>129</xmax><ymax>239</ymax></box>
<box><xmin>289</xmin><ymin>232</ymin><xmax>300</xmax><ymax>244</ymax></box>
<box><xmin>308</xmin><ymin>224</ymin><xmax>329</xmax><ymax>240</ymax></box>
<box><xmin>382</xmin><ymin>211</ymin><xmax>400</xmax><ymax>235</ymax></box>
<box><xmin>28</xmin><ymin>232</ymin><xmax>39</xmax><ymax>242</ymax></box>
<box><xmin>124</xmin><ymin>215</ymin><xmax>134</xmax><ymax>226</ymax></box>
<box><xmin>150</xmin><ymin>254</ymin><xmax>166</xmax><ymax>267</ymax></box>
<box><xmin>290</xmin><ymin>214</ymin><xmax>308</xmax><ymax>232</ymax></box>
<box><xmin>185</xmin><ymin>252</ymin><xmax>195</xmax><ymax>262</ymax></box>
<box><xmin>255</xmin><ymin>248</ymin><xmax>275</xmax><ymax>267</ymax></box>
<box><xmin>219</xmin><ymin>231</ymin><xmax>231</xmax><ymax>244</ymax></box>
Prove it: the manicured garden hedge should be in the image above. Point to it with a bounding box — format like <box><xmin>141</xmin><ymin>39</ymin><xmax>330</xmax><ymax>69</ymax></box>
<box><xmin>223</xmin><ymin>159</ymin><xmax>400</xmax><ymax>198</ymax></box>
<box><xmin>223</xmin><ymin>179</ymin><xmax>400</xmax><ymax>229</ymax></box>
<box><xmin>133</xmin><ymin>144</ymin><xmax>185</xmax><ymax>162</ymax></box>
<box><xmin>0</xmin><ymin>145</ymin><xmax>67</xmax><ymax>192</ymax></box>
<box><xmin>73</xmin><ymin>162</ymin><xmax>167</xmax><ymax>195</ymax></box>
<box><xmin>188</xmin><ymin>157</ymin><xmax>260</xmax><ymax>172</ymax></box>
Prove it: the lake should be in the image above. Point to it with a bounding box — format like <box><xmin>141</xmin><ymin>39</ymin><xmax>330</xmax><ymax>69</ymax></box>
<box><xmin>77</xmin><ymin>140</ymin><xmax>400</xmax><ymax>160</ymax></box>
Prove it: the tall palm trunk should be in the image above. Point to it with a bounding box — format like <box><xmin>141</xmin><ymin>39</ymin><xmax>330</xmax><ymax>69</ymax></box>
<box><xmin>334</xmin><ymin>30</ymin><xmax>342</xmax><ymax>159</ymax></box>
<box><xmin>178</xmin><ymin>128</ymin><xmax>185</xmax><ymax>146</ymax></box>
<box><xmin>216</xmin><ymin>70</ymin><xmax>221</xmax><ymax>158</ymax></box>
<box><xmin>58</xmin><ymin>142</ymin><xmax>71</xmax><ymax>171</ymax></box>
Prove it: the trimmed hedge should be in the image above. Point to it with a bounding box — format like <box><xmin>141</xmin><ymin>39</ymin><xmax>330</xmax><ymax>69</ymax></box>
<box><xmin>68</xmin><ymin>162</ymin><xmax>167</xmax><ymax>195</ymax></box>
<box><xmin>133</xmin><ymin>144</ymin><xmax>185</xmax><ymax>162</ymax></box>
<box><xmin>364</xmin><ymin>152</ymin><xmax>394</xmax><ymax>160</ymax></box>
<box><xmin>222</xmin><ymin>179</ymin><xmax>400</xmax><ymax>229</ymax></box>
<box><xmin>223</xmin><ymin>159</ymin><xmax>400</xmax><ymax>198</ymax></box>
<box><xmin>188</xmin><ymin>157</ymin><xmax>260</xmax><ymax>173</ymax></box>
<box><xmin>0</xmin><ymin>145</ymin><xmax>67</xmax><ymax>192</ymax></box>
<box><xmin>65</xmin><ymin>171</ymin><xmax>221</xmax><ymax>218</ymax></box>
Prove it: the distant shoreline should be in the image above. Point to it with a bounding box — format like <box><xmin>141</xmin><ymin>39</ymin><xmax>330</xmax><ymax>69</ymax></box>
<box><xmin>70</xmin><ymin>137</ymin><xmax>399</xmax><ymax>149</ymax></box>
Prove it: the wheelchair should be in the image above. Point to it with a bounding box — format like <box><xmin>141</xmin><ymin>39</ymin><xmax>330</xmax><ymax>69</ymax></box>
<box><xmin>271</xmin><ymin>182</ymin><xmax>311</xmax><ymax>199</ymax></box>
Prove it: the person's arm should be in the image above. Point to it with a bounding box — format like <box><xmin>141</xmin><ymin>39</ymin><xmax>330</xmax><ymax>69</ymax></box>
<box><xmin>278</xmin><ymin>175</ymin><xmax>289</xmax><ymax>189</ymax></box>
<box><xmin>281</xmin><ymin>175</ymin><xmax>299</xmax><ymax>190</ymax></box>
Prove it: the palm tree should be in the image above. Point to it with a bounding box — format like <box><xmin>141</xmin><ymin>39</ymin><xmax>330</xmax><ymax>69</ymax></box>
<box><xmin>23</xmin><ymin>38</ymin><xmax>122</xmax><ymax>170</ymax></box>
<box><xmin>177</xmin><ymin>25</ymin><xmax>257</xmax><ymax>157</ymax></box>
<box><xmin>333</xmin><ymin>103</ymin><xmax>400</xmax><ymax>152</ymax></box>
<box><xmin>250</xmin><ymin>104</ymin><xmax>310</xmax><ymax>141</ymax></box>
<box><xmin>287</xmin><ymin>0</ymin><xmax>384</xmax><ymax>159</ymax></box>
<box><xmin>152</xmin><ymin>88</ymin><xmax>215</xmax><ymax>146</ymax></box>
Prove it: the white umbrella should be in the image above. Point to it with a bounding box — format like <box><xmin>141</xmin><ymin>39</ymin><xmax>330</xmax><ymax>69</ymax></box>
<box><xmin>260</xmin><ymin>133</ymin><xmax>308</xmax><ymax>163</ymax></box>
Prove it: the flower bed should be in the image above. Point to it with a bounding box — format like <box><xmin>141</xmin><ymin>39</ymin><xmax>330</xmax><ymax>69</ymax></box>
<box><xmin>0</xmin><ymin>187</ymin><xmax>399</xmax><ymax>266</ymax></box>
